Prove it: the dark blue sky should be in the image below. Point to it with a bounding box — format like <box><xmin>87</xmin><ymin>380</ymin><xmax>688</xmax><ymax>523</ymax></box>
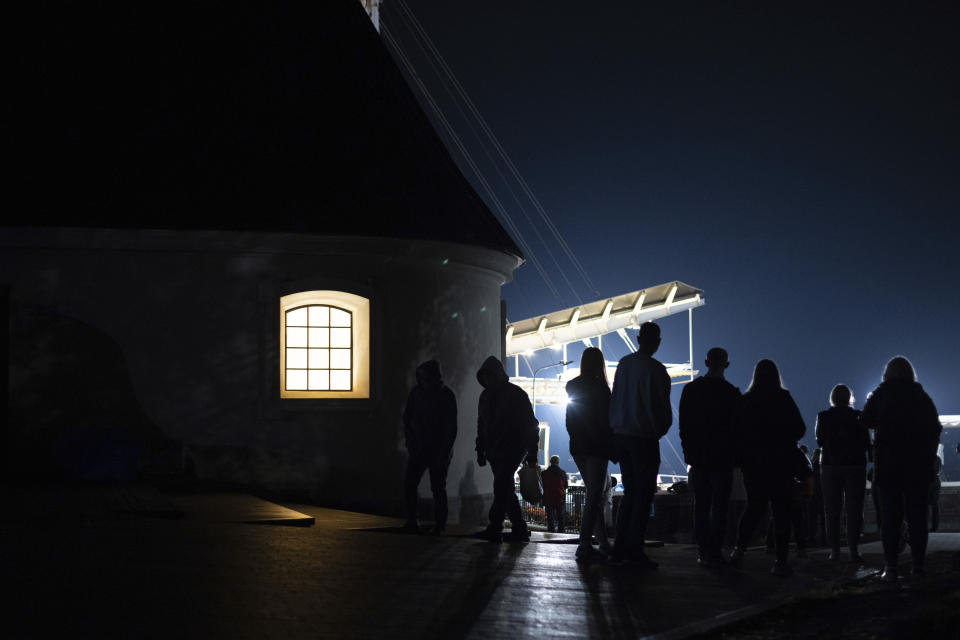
<box><xmin>383</xmin><ymin>2</ymin><xmax>960</xmax><ymax>476</ymax></box>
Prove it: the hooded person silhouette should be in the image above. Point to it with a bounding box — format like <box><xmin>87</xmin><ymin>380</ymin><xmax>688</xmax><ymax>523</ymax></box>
<box><xmin>403</xmin><ymin>359</ymin><xmax>457</xmax><ymax>535</ymax></box>
<box><xmin>474</xmin><ymin>356</ymin><xmax>540</xmax><ymax>543</ymax></box>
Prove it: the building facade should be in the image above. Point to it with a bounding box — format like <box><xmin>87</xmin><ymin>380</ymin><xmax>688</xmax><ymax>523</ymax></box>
<box><xmin>4</xmin><ymin>0</ymin><xmax>522</xmax><ymax>521</ymax></box>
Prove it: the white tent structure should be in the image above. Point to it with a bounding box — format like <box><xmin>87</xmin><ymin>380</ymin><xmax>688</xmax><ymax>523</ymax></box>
<box><xmin>505</xmin><ymin>280</ymin><xmax>704</xmax><ymax>390</ymax></box>
<box><xmin>505</xmin><ymin>281</ymin><xmax>705</xmax><ymax>468</ymax></box>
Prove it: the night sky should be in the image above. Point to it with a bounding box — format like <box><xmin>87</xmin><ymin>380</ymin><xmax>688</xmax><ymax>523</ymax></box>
<box><xmin>383</xmin><ymin>2</ymin><xmax>960</xmax><ymax>477</ymax></box>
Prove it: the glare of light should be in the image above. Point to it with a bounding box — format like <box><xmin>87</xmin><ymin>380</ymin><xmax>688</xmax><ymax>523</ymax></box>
<box><xmin>550</xmin><ymin>343</ymin><xmax>562</xmax><ymax>351</ymax></box>
<box><xmin>523</xmin><ymin>349</ymin><xmax>534</xmax><ymax>356</ymax></box>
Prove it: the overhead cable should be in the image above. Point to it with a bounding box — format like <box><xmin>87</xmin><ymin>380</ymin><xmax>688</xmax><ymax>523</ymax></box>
<box><xmin>381</xmin><ymin>24</ymin><xmax>566</xmax><ymax>305</ymax></box>
<box><xmin>393</xmin><ymin>0</ymin><xmax>602</xmax><ymax>300</ymax></box>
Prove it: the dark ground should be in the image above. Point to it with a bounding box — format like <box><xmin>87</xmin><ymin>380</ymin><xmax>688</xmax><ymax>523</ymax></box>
<box><xmin>3</xmin><ymin>488</ymin><xmax>959</xmax><ymax>639</ymax></box>
<box><xmin>699</xmin><ymin>549</ymin><xmax>960</xmax><ymax>639</ymax></box>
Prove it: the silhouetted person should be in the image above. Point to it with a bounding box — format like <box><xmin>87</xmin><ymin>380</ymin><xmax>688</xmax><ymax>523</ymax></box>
<box><xmin>815</xmin><ymin>384</ymin><xmax>871</xmax><ymax>562</ymax></box>
<box><xmin>730</xmin><ymin>359</ymin><xmax>805</xmax><ymax>577</ymax></box>
<box><xmin>603</xmin><ymin>475</ymin><xmax>618</xmax><ymax>534</ymax></box>
<box><xmin>809</xmin><ymin>448</ymin><xmax>826</xmax><ymax>546</ymax></box>
<box><xmin>609</xmin><ymin>322</ymin><xmax>671</xmax><ymax>568</ymax></box>
<box><xmin>867</xmin><ymin>465</ymin><xmax>882</xmax><ymax>529</ymax></box>
<box><xmin>541</xmin><ymin>455</ymin><xmax>568</xmax><ymax>532</ymax></box>
<box><xmin>862</xmin><ymin>356</ymin><xmax>942</xmax><ymax>582</ymax></box>
<box><xmin>679</xmin><ymin>347</ymin><xmax>741</xmax><ymax>567</ymax></box>
<box><xmin>475</xmin><ymin>356</ymin><xmax>540</xmax><ymax>543</ymax></box>
<box><xmin>765</xmin><ymin>446</ymin><xmax>813</xmax><ymax>558</ymax></box>
<box><xmin>929</xmin><ymin>455</ymin><xmax>942</xmax><ymax>532</ymax></box>
<box><xmin>565</xmin><ymin>346</ymin><xmax>614</xmax><ymax>561</ymax></box>
<box><xmin>403</xmin><ymin>359</ymin><xmax>458</xmax><ymax>535</ymax></box>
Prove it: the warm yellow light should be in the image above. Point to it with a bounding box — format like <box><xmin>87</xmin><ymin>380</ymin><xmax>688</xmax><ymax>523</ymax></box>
<box><xmin>280</xmin><ymin>290</ymin><xmax>370</xmax><ymax>399</ymax></box>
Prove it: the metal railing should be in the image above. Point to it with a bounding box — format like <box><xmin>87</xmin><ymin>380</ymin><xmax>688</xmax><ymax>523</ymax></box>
<box><xmin>515</xmin><ymin>483</ymin><xmax>587</xmax><ymax>531</ymax></box>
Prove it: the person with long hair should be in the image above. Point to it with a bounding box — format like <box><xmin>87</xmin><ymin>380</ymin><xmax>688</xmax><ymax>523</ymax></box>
<box><xmin>565</xmin><ymin>346</ymin><xmax>614</xmax><ymax>562</ymax></box>
<box><xmin>730</xmin><ymin>359</ymin><xmax>806</xmax><ymax>576</ymax></box>
<box><xmin>862</xmin><ymin>356</ymin><xmax>942</xmax><ymax>582</ymax></box>
<box><xmin>815</xmin><ymin>384</ymin><xmax>871</xmax><ymax>562</ymax></box>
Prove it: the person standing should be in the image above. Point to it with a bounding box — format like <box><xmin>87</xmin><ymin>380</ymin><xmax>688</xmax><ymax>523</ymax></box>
<box><xmin>608</xmin><ymin>322</ymin><xmax>672</xmax><ymax>569</ymax></box>
<box><xmin>565</xmin><ymin>346</ymin><xmax>614</xmax><ymax>561</ymax></box>
<box><xmin>403</xmin><ymin>360</ymin><xmax>458</xmax><ymax>535</ymax></box>
<box><xmin>815</xmin><ymin>384</ymin><xmax>871</xmax><ymax>562</ymax></box>
<box><xmin>929</xmin><ymin>452</ymin><xmax>943</xmax><ymax>532</ymax></box>
<box><xmin>541</xmin><ymin>455</ymin><xmax>569</xmax><ymax>533</ymax></box>
<box><xmin>809</xmin><ymin>448</ymin><xmax>826</xmax><ymax>547</ymax></box>
<box><xmin>730</xmin><ymin>359</ymin><xmax>806</xmax><ymax>577</ymax></box>
<box><xmin>862</xmin><ymin>356</ymin><xmax>942</xmax><ymax>582</ymax></box>
<box><xmin>475</xmin><ymin>356</ymin><xmax>540</xmax><ymax>543</ymax></box>
<box><xmin>678</xmin><ymin>347</ymin><xmax>741</xmax><ymax>568</ymax></box>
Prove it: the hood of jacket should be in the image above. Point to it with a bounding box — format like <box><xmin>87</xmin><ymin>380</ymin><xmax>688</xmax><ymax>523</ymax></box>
<box><xmin>416</xmin><ymin>359</ymin><xmax>443</xmax><ymax>386</ymax></box>
<box><xmin>476</xmin><ymin>356</ymin><xmax>509</xmax><ymax>389</ymax></box>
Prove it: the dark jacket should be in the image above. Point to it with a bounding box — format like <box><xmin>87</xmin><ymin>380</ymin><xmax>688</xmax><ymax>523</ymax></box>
<box><xmin>861</xmin><ymin>380</ymin><xmax>941</xmax><ymax>488</ymax></box>
<box><xmin>735</xmin><ymin>388</ymin><xmax>806</xmax><ymax>473</ymax></box>
<box><xmin>541</xmin><ymin>464</ymin><xmax>568</xmax><ymax>507</ymax></box>
<box><xmin>475</xmin><ymin>356</ymin><xmax>540</xmax><ymax>459</ymax></box>
<box><xmin>565</xmin><ymin>374</ymin><xmax>612</xmax><ymax>458</ymax></box>
<box><xmin>815</xmin><ymin>406</ymin><xmax>871</xmax><ymax>467</ymax></box>
<box><xmin>403</xmin><ymin>360</ymin><xmax>457</xmax><ymax>460</ymax></box>
<box><xmin>678</xmin><ymin>376</ymin><xmax>741</xmax><ymax>470</ymax></box>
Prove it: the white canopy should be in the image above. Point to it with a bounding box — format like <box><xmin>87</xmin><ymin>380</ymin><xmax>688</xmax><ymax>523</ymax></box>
<box><xmin>505</xmin><ymin>281</ymin><xmax>704</xmax><ymax>356</ymax></box>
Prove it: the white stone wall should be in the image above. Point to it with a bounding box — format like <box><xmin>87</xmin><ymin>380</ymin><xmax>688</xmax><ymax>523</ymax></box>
<box><xmin>1</xmin><ymin>227</ymin><xmax>518</xmax><ymax>521</ymax></box>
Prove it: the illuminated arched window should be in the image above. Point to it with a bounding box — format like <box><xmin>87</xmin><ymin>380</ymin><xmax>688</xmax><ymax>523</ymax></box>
<box><xmin>280</xmin><ymin>291</ymin><xmax>370</xmax><ymax>399</ymax></box>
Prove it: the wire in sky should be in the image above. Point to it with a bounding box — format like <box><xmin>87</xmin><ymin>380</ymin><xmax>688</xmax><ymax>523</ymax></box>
<box><xmin>381</xmin><ymin>23</ymin><xmax>566</xmax><ymax>305</ymax></box>
<box><xmin>388</xmin><ymin>0</ymin><xmax>603</xmax><ymax>302</ymax></box>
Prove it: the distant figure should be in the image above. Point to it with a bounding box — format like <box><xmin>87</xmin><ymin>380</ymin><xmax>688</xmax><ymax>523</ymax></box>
<box><xmin>808</xmin><ymin>448</ymin><xmax>826</xmax><ymax>546</ymax></box>
<box><xmin>474</xmin><ymin>356</ymin><xmax>540</xmax><ymax>543</ymax></box>
<box><xmin>603</xmin><ymin>475</ymin><xmax>618</xmax><ymax>530</ymax></box>
<box><xmin>862</xmin><ymin>356</ymin><xmax>942</xmax><ymax>582</ymax></box>
<box><xmin>730</xmin><ymin>359</ymin><xmax>806</xmax><ymax>577</ymax></box>
<box><xmin>565</xmin><ymin>346</ymin><xmax>614</xmax><ymax>561</ymax></box>
<box><xmin>765</xmin><ymin>446</ymin><xmax>813</xmax><ymax>558</ymax></box>
<box><xmin>867</xmin><ymin>464</ymin><xmax>881</xmax><ymax>529</ymax></box>
<box><xmin>678</xmin><ymin>347</ymin><xmax>741</xmax><ymax>568</ymax></box>
<box><xmin>815</xmin><ymin>384</ymin><xmax>871</xmax><ymax>562</ymax></box>
<box><xmin>541</xmin><ymin>455</ymin><xmax>569</xmax><ymax>533</ymax></box>
<box><xmin>929</xmin><ymin>455</ymin><xmax>942</xmax><ymax>532</ymax></box>
<box><xmin>609</xmin><ymin>322</ymin><xmax>672</xmax><ymax>569</ymax></box>
<box><xmin>403</xmin><ymin>360</ymin><xmax>458</xmax><ymax>535</ymax></box>
<box><xmin>792</xmin><ymin>446</ymin><xmax>813</xmax><ymax>557</ymax></box>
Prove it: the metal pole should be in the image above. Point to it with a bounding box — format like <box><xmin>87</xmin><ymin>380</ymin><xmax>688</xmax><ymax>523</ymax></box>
<box><xmin>562</xmin><ymin>343</ymin><xmax>568</xmax><ymax>375</ymax></box>
<box><xmin>688</xmin><ymin>308</ymin><xmax>694</xmax><ymax>382</ymax></box>
<box><xmin>515</xmin><ymin>354</ymin><xmax>519</xmax><ymax>378</ymax></box>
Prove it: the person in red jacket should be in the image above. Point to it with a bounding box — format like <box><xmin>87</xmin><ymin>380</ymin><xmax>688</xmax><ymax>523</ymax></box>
<box><xmin>541</xmin><ymin>455</ymin><xmax>569</xmax><ymax>532</ymax></box>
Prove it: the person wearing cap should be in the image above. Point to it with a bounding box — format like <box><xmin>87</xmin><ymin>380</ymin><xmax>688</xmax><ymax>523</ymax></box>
<box><xmin>679</xmin><ymin>347</ymin><xmax>741</xmax><ymax>568</ymax></box>
<box><xmin>608</xmin><ymin>321</ymin><xmax>672</xmax><ymax>568</ymax></box>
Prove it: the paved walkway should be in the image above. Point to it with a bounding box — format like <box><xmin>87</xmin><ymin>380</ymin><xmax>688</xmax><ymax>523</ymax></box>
<box><xmin>3</xmin><ymin>492</ymin><xmax>957</xmax><ymax>639</ymax></box>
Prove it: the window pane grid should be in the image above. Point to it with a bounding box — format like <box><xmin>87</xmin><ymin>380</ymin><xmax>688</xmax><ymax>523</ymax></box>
<box><xmin>285</xmin><ymin>304</ymin><xmax>352</xmax><ymax>392</ymax></box>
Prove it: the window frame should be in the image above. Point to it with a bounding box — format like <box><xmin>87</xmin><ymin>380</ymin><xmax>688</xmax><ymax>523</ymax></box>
<box><xmin>279</xmin><ymin>290</ymin><xmax>370</xmax><ymax>399</ymax></box>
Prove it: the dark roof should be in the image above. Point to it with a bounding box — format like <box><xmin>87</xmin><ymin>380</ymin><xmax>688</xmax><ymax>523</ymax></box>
<box><xmin>10</xmin><ymin>1</ymin><xmax>522</xmax><ymax>258</ymax></box>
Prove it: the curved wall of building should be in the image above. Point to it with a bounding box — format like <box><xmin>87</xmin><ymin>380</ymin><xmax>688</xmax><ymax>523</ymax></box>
<box><xmin>1</xmin><ymin>227</ymin><xmax>518</xmax><ymax>521</ymax></box>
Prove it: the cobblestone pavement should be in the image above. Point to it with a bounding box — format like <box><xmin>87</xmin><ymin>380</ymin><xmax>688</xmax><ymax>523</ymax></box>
<box><xmin>4</xmin><ymin>494</ymin><xmax>954</xmax><ymax>639</ymax></box>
